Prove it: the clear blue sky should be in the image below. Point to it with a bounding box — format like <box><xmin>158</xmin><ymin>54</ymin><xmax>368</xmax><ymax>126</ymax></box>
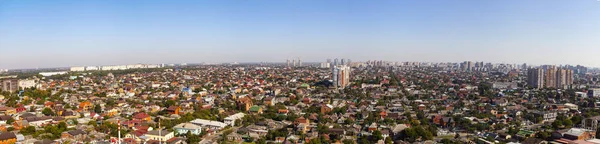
<box><xmin>1</xmin><ymin>0</ymin><xmax>599</xmax><ymax>69</ymax></box>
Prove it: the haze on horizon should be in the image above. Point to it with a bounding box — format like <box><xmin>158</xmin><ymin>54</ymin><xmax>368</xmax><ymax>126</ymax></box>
<box><xmin>1</xmin><ymin>0</ymin><xmax>600</xmax><ymax>70</ymax></box>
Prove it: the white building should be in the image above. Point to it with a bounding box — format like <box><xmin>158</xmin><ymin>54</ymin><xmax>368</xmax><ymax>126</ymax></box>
<box><xmin>224</xmin><ymin>113</ymin><xmax>245</xmax><ymax>126</ymax></box>
<box><xmin>39</xmin><ymin>71</ymin><xmax>68</xmax><ymax>77</ymax></box>
<box><xmin>145</xmin><ymin>130</ymin><xmax>174</xmax><ymax>142</ymax></box>
<box><xmin>174</xmin><ymin>123</ymin><xmax>203</xmax><ymax>135</ymax></box>
<box><xmin>18</xmin><ymin>79</ymin><xmax>37</xmax><ymax>89</ymax></box>
<box><xmin>85</xmin><ymin>66</ymin><xmax>99</xmax><ymax>71</ymax></box>
<box><xmin>70</xmin><ymin>67</ymin><xmax>86</xmax><ymax>72</ymax></box>
<box><xmin>190</xmin><ymin>119</ymin><xmax>228</xmax><ymax>130</ymax></box>
<box><xmin>320</xmin><ymin>62</ymin><xmax>330</xmax><ymax>68</ymax></box>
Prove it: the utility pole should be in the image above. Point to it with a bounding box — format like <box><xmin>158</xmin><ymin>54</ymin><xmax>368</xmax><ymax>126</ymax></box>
<box><xmin>118</xmin><ymin>119</ymin><xmax>121</xmax><ymax>144</ymax></box>
<box><xmin>159</xmin><ymin>118</ymin><xmax>162</xmax><ymax>144</ymax></box>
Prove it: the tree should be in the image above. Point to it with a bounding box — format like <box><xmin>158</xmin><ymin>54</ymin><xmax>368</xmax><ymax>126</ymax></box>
<box><xmin>342</xmin><ymin>139</ymin><xmax>355</xmax><ymax>144</ymax></box>
<box><xmin>42</xmin><ymin>108</ymin><xmax>54</xmax><ymax>116</ymax></box>
<box><xmin>536</xmin><ymin>117</ymin><xmax>544</xmax><ymax>124</ymax></box>
<box><xmin>372</xmin><ymin>130</ymin><xmax>383</xmax><ymax>141</ymax></box>
<box><xmin>564</xmin><ymin>119</ymin><xmax>573</xmax><ymax>128</ymax></box>
<box><xmin>571</xmin><ymin>115</ymin><xmax>583</xmax><ymax>125</ymax></box>
<box><xmin>255</xmin><ymin>138</ymin><xmax>266</xmax><ymax>144</ymax></box>
<box><xmin>552</xmin><ymin>120</ymin><xmax>563</xmax><ymax>129</ymax></box>
<box><xmin>165</xmin><ymin>100</ymin><xmax>176</xmax><ymax>107</ymax></box>
<box><xmin>536</xmin><ymin>131</ymin><xmax>551</xmax><ymax>140</ymax></box>
<box><xmin>185</xmin><ymin>131</ymin><xmax>200</xmax><ymax>143</ymax></box>
<box><xmin>20</xmin><ymin>126</ymin><xmax>36</xmax><ymax>135</ymax></box>
<box><xmin>94</xmin><ymin>104</ymin><xmax>102</xmax><ymax>113</ymax></box>
<box><xmin>6</xmin><ymin>117</ymin><xmax>14</xmax><ymax>125</ymax></box>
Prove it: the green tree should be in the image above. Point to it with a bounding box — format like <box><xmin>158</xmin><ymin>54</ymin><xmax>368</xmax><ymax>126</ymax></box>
<box><xmin>536</xmin><ymin>131</ymin><xmax>551</xmax><ymax>140</ymax></box>
<box><xmin>42</xmin><ymin>108</ymin><xmax>54</xmax><ymax>116</ymax></box>
<box><xmin>185</xmin><ymin>131</ymin><xmax>200</xmax><ymax>143</ymax></box>
<box><xmin>552</xmin><ymin>120</ymin><xmax>563</xmax><ymax>129</ymax></box>
<box><xmin>94</xmin><ymin>104</ymin><xmax>102</xmax><ymax>113</ymax></box>
<box><xmin>6</xmin><ymin>117</ymin><xmax>14</xmax><ymax>125</ymax></box>
<box><xmin>256</xmin><ymin>138</ymin><xmax>266</xmax><ymax>144</ymax></box>
<box><xmin>372</xmin><ymin>130</ymin><xmax>383</xmax><ymax>141</ymax></box>
<box><xmin>165</xmin><ymin>100</ymin><xmax>176</xmax><ymax>107</ymax></box>
<box><xmin>571</xmin><ymin>115</ymin><xmax>583</xmax><ymax>125</ymax></box>
<box><xmin>564</xmin><ymin>119</ymin><xmax>573</xmax><ymax>128</ymax></box>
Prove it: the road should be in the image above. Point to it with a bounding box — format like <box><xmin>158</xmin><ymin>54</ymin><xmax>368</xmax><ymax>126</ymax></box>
<box><xmin>199</xmin><ymin>126</ymin><xmax>241</xmax><ymax>144</ymax></box>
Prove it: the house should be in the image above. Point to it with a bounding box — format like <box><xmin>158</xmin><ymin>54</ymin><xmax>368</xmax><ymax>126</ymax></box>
<box><xmin>224</xmin><ymin>113</ymin><xmax>245</xmax><ymax>126</ymax></box>
<box><xmin>133</xmin><ymin>112</ymin><xmax>151</xmax><ymax>122</ymax></box>
<box><xmin>248</xmin><ymin>106</ymin><xmax>263</xmax><ymax>114</ymax></box>
<box><xmin>78</xmin><ymin>101</ymin><xmax>93</xmax><ymax>112</ymax></box>
<box><xmin>321</xmin><ymin>104</ymin><xmax>333</xmax><ymax>114</ymax></box>
<box><xmin>516</xmin><ymin>130</ymin><xmax>536</xmax><ymax>138</ymax></box>
<box><xmin>173</xmin><ymin>123</ymin><xmax>203</xmax><ymax>135</ymax></box>
<box><xmin>562</xmin><ymin>128</ymin><xmax>595</xmax><ymax>140</ymax></box>
<box><xmin>237</xmin><ymin>97</ymin><xmax>253</xmax><ymax>111</ymax></box>
<box><xmin>12</xmin><ymin>120</ymin><xmax>29</xmax><ymax>130</ymax></box>
<box><xmin>227</xmin><ymin>132</ymin><xmax>243</xmax><ymax>142</ymax></box>
<box><xmin>522</xmin><ymin>137</ymin><xmax>546</xmax><ymax>144</ymax></box>
<box><xmin>61</xmin><ymin>129</ymin><xmax>87</xmax><ymax>141</ymax></box>
<box><xmin>530</xmin><ymin>110</ymin><xmax>557</xmax><ymax>122</ymax></box>
<box><xmin>0</xmin><ymin>107</ymin><xmax>16</xmax><ymax>115</ymax></box>
<box><xmin>0</xmin><ymin>115</ymin><xmax>11</xmax><ymax>125</ymax></box>
<box><xmin>264</xmin><ymin>97</ymin><xmax>274</xmax><ymax>106</ymax></box>
<box><xmin>294</xmin><ymin>117</ymin><xmax>310</xmax><ymax>125</ymax></box>
<box><xmin>166</xmin><ymin>106</ymin><xmax>181</xmax><ymax>115</ymax></box>
<box><xmin>145</xmin><ymin>130</ymin><xmax>174</xmax><ymax>142</ymax></box>
<box><xmin>431</xmin><ymin>115</ymin><xmax>455</xmax><ymax>128</ymax></box>
<box><xmin>0</xmin><ymin>132</ymin><xmax>16</xmax><ymax>144</ymax></box>
<box><xmin>105</xmin><ymin>107</ymin><xmax>119</xmax><ymax>117</ymax></box>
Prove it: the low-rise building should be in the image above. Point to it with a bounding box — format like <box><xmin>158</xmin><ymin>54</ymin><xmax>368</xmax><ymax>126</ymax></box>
<box><xmin>224</xmin><ymin>113</ymin><xmax>245</xmax><ymax>126</ymax></box>
<box><xmin>173</xmin><ymin>123</ymin><xmax>203</xmax><ymax>135</ymax></box>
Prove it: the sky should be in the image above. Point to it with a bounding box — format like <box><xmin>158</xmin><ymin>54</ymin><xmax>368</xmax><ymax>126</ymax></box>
<box><xmin>1</xmin><ymin>0</ymin><xmax>600</xmax><ymax>69</ymax></box>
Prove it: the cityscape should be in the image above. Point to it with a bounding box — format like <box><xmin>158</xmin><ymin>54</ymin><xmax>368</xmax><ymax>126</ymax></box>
<box><xmin>2</xmin><ymin>0</ymin><xmax>600</xmax><ymax>144</ymax></box>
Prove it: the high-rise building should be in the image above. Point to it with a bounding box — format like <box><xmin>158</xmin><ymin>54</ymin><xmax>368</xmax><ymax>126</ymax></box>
<box><xmin>566</xmin><ymin>69</ymin><xmax>574</xmax><ymax>86</ymax></box>
<box><xmin>332</xmin><ymin>65</ymin><xmax>351</xmax><ymax>88</ymax></box>
<box><xmin>544</xmin><ymin>66</ymin><xmax>557</xmax><ymax>88</ymax></box>
<box><xmin>467</xmin><ymin>61</ymin><xmax>473</xmax><ymax>71</ymax></box>
<box><xmin>556</xmin><ymin>68</ymin><xmax>574</xmax><ymax>89</ymax></box>
<box><xmin>556</xmin><ymin>68</ymin><xmax>567</xmax><ymax>89</ymax></box>
<box><xmin>0</xmin><ymin>79</ymin><xmax>18</xmax><ymax>93</ymax></box>
<box><xmin>297</xmin><ymin>57</ymin><xmax>302</xmax><ymax>66</ymax></box>
<box><xmin>286</xmin><ymin>59</ymin><xmax>290</xmax><ymax>67</ymax></box>
<box><xmin>334</xmin><ymin>58</ymin><xmax>339</xmax><ymax>66</ymax></box>
<box><xmin>527</xmin><ymin>68</ymin><xmax>544</xmax><ymax>89</ymax></box>
<box><xmin>292</xmin><ymin>59</ymin><xmax>297</xmax><ymax>67</ymax></box>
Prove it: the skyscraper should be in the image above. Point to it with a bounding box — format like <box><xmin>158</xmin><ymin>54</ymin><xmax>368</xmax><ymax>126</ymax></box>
<box><xmin>332</xmin><ymin>65</ymin><xmax>351</xmax><ymax>88</ymax></box>
<box><xmin>292</xmin><ymin>59</ymin><xmax>297</xmax><ymax>67</ymax></box>
<box><xmin>544</xmin><ymin>66</ymin><xmax>557</xmax><ymax>88</ymax></box>
<box><xmin>334</xmin><ymin>58</ymin><xmax>339</xmax><ymax>66</ymax></box>
<box><xmin>556</xmin><ymin>68</ymin><xmax>567</xmax><ymax>89</ymax></box>
<box><xmin>341</xmin><ymin>59</ymin><xmax>346</xmax><ymax>66</ymax></box>
<box><xmin>527</xmin><ymin>68</ymin><xmax>544</xmax><ymax>89</ymax></box>
<box><xmin>347</xmin><ymin>59</ymin><xmax>352</xmax><ymax>66</ymax></box>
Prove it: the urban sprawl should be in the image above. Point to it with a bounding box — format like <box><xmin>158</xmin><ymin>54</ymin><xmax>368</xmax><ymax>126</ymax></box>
<box><xmin>2</xmin><ymin>59</ymin><xmax>600</xmax><ymax>144</ymax></box>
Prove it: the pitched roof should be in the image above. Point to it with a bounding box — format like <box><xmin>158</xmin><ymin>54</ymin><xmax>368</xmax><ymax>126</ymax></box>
<box><xmin>249</xmin><ymin>105</ymin><xmax>261</xmax><ymax>112</ymax></box>
<box><xmin>0</xmin><ymin>132</ymin><xmax>16</xmax><ymax>140</ymax></box>
<box><xmin>133</xmin><ymin>112</ymin><xmax>150</xmax><ymax>119</ymax></box>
